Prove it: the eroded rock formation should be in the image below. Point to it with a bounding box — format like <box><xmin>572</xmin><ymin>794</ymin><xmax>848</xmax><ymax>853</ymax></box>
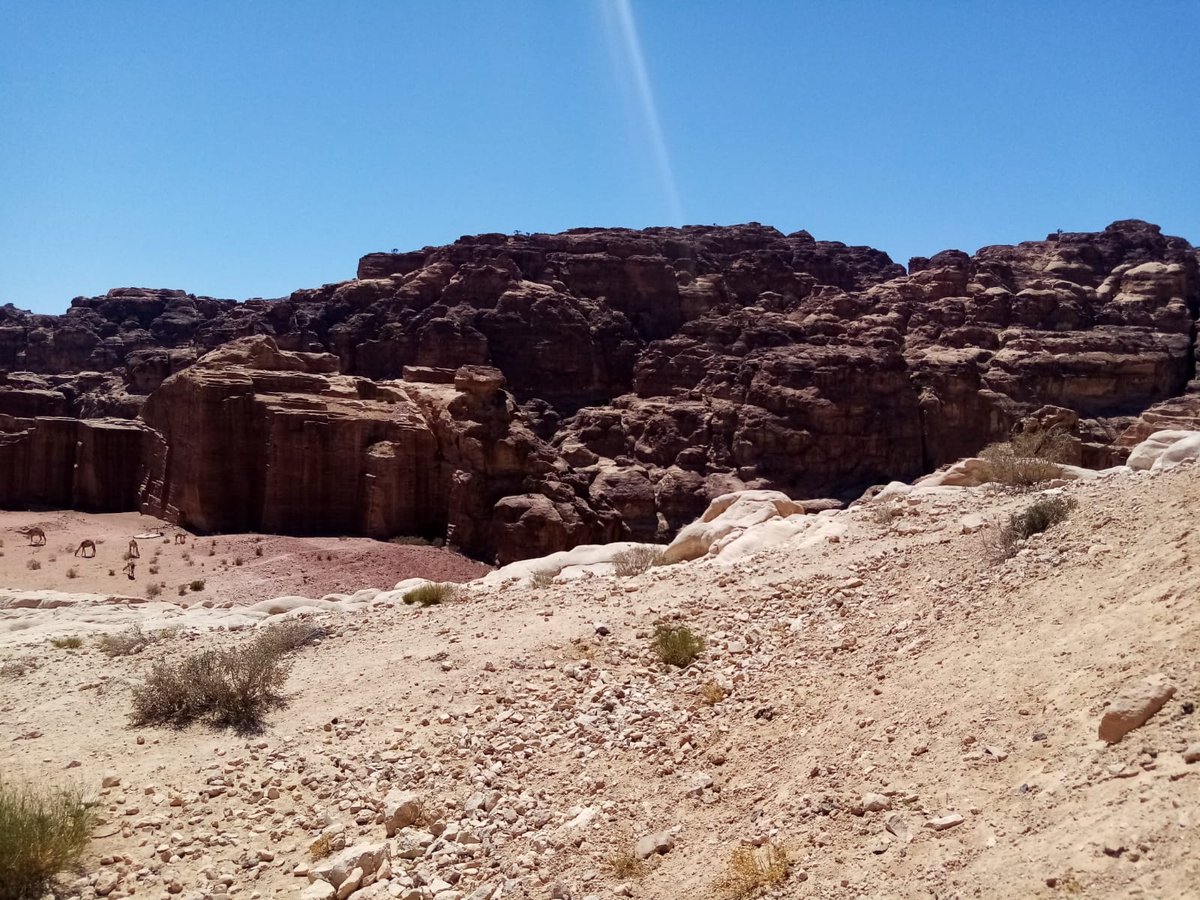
<box><xmin>0</xmin><ymin>219</ymin><xmax>1196</xmax><ymax>559</ymax></box>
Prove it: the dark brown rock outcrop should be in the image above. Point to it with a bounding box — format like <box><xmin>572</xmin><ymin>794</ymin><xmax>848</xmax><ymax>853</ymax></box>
<box><xmin>0</xmin><ymin>219</ymin><xmax>1196</xmax><ymax>559</ymax></box>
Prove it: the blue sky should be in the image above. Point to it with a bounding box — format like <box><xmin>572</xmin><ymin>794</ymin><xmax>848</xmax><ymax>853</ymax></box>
<box><xmin>1</xmin><ymin>1</ymin><xmax>1197</xmax><ymax>313</ymax></box>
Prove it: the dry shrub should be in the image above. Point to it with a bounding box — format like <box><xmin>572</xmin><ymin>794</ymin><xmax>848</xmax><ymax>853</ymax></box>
<box><xmin>983</xmin><ymin>495</ymin><xmax>1076</xmax><ymax>561</ymax></box>
<box><xmin>607</xmin><ymin>848</ymin><xmax>647</xmax><ymax>880</ymax></box>
<box><xmin>651</xmin><ymin>624</ymin><xmax>705</xmax><ymax>668</ymax></box>
<box><xmin>65</xmin><ymin>568</ymin><xmax>78</xmax><ymax>580</ymax></box>
<box><xmin>403</xmin><ymin>583</ymin><xmax>458</xmax><ymax>607</ymax></box>
<box><xmin>50</xmin><ymin>636</ymin><xmax>82</xmax><ymax>650</ymax></box>
<box><xmin>713</xmin><ymin>843</ymin><xmax>790</xmax><ymax>899</ymax></box>
<box><xmin>0</xmin><ymin>778</ymin><xmax>93</xmax><ymax>900</ymax></box>
<box><xmin>25</xmin><ymin>559</ymin><xmax>40</xmax><ymax>571</ymax></box>
<box><xmin>0</xmin><ymin>658</ymin><xmax>37</xmax><ymax>679</ymax></box>
<box><xmin>980</xmin><ymin>428</ymin><xmax>1074</xmax><ymax>488</ymax></box>
<box><xmin>97</xmin><ymin>626</ymin><xmax>152</xmax><ymax>657</ymax></box>
<box><xmin>254</xmin><ymin>619</ymin><xmax>326</xmax><ymax>656</ymax></box>
<box><xmin>145</xmin><ymin>582</ymin><xmax>163</xmax><ymax>599</ymax></box>
<box><xmin>613</xmin><ymin>545</ymin><xmax>664</xmax><ymax>576</ymax></box>
<box><xmin>388</xmin><ymin>535</ymin><xmax>432</xmax><ymax>546</ymax></box>
<box><xmin>869</xmin><ymin>504</ymin><xmax>904</xmax><ymax>526</ymax></box>
<box><xmin>130</xmin><ymin>632</ymin><xmax>292</xmax><ymax>733</ymax></box>
<box><xmin>700</xmin><ymin>680</ymin><xmax>728</xmax><ymax>705</ymax></box>
<box><xmin>189</xmin><ymin>579</ymin><xmax>205</xmax><ymax>592</ymax></box>
<box><xmin>308</xmin><ymin>833</ymin><xmax>333</xmax><ymax>860</ymax></box>
<box><xmin>529</xmin><ymin>569</ymin><xmax>556</xmax><ymax>589</ymax></box>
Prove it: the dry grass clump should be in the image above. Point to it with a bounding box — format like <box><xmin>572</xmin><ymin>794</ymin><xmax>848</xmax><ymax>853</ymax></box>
<box><xmin>980</xmin><ymin>428</ymin><xmax>1074</xmax><ymax>488</ymax></box>
<box><xmin>49</xmin><ymin>636</ymin><xmax>82</xmax><ymax>650</ymax></box>
<box><xmin>612</xmin><ymin>545</ymin><xmax>665</xmax><ymax>576</ymax></box>
<box><xmin>529</xmin><ymin>569</ymin><xmax>556</xmax><ymax>589</ymax></box>
<box><xmin>0</xmin><ymin>658</ymin><xmax>37</xmax><ymax>679</ymax></box>
<box><xmin>0</xmin><ymin>778</ymin><xmax>94</xmax><ymax>900</ymax></box>
<box><xmin>984</xmin><ymin>495</ymin><xmax>1077</xmax><ymax>561</ymax></box>
<box><xmin>869</xmin><ymin>504</ymin><xmax>904</xmax><ymax>526</ymax></box>
<box><xmin>254</xmin><ymin>619</ymin><xmax>326</xmax><ymax>656</ymax></box>
<box><xmin>97</xmin><ymin>626</ymin><xmax>152</xmax><ymax>657</ymax></box>
<box><xmin>700</xmin><ymin>680</ymin><xmax>728</xmax><ymax>705</ymax></box>
<box><xmin>144</xmin><ymin>582</ymin><xmax>163</xmax><ymax>599</ymax></box>
<box><xmin>308</xmin><ymin>833</ymin><xmax>333</xmax><ymax>861</ymax></box>
<box><xmin>130</xmin><ymin>631</ymin><xmax>295</xmax><ymax>733</ymax></box>
<box><xmin>607</xmin><ymin>848</ymin><xmax>647</xmax><ymax>880</ymax></box>
<box><xmin>403</xmin><ymin>583</ymin><xmax>458</xmax><ymax>607</ymax></box>
<box><xmin>713</xmin><ymin>843</ymin><xmax>790</xmax><ymax>899</ymax></box>
<box><xmin>25</xmin><ymin>559</ymin><xmax>41</xmax><ymax>571</ymax></box>
<box><xmin>189</xmin><ymin>579</ymin><xmax>205</xmax><ymax>592</ymax></box>
<box><xmin>651</xmin><ymin>623</ymin><xmax>705</xmax><ymax>668</ymax></box>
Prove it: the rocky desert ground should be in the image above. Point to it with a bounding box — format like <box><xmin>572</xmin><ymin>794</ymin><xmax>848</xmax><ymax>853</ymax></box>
<box><xmin>3</xmin><ymin>444</ymin><xmax>1198</xmax><ymax>900</ymax></box>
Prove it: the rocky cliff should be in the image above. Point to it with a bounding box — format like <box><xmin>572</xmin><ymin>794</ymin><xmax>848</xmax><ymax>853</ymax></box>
<box><xmin>0</xmin><ymin>219</ymin><xmax>1196</xmax><ymax>558</ymax></box>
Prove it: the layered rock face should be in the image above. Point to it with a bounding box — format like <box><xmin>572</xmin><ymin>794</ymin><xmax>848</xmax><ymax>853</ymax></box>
<box><xmin>138</xmin><ymin>338</ymin><xmax>620</xmax><ymax>564</ymax></box>
<box><xmin>0</xmin><ymin>219</ymin><xmax>1196</xmax><ymax>558</ymax></box>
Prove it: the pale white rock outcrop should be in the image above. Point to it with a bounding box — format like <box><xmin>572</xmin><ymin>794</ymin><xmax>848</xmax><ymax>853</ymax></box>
<box><xmin>660</xmin><ymin>490</ymin><xmax>807</xmax><ymax>565</ymax></box>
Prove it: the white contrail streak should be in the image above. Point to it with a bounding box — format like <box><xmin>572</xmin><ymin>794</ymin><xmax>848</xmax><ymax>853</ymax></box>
<box><xmin>609</xmin><ymin>0</ymin><xmax>684</xmax><ymax>224</ymax></box>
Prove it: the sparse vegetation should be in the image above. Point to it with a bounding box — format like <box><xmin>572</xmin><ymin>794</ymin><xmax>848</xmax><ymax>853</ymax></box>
<box><xmin>651</xmin><ymin>623</ymin><xmax>705</xmax><ymax>668</ymax></box>
<box><xmin>253</xmin><ymin>619</ymin><xmax>326</xmax><ymax>656</ymax></box>
<box><xmin>25</xmin><ymin>559</ymin><xmax>41</xmax><ymax>571</ymax></box>
<box><xmin>1</xmin><ymin>658</ymin><xmax>37</xmax><ymax>679</ymax></box>
<box><xmin>129</xmin><ymin>631</ymin><xmax>293</xmax><ymax>733</ymax></box>
<box><xmin>985</xmin><ymin>494</ymin><xmax>1077</xmax><ymax>561</ymax></box>
<box><xmin>402</xmin><ymin>583</ymin><xmax>458</xmax><ymax>607</ymax></box>
<box><xmin>612</xmin><ymin>545</ymin><xmax>664</xmax><ymax>576</ymax></box>
<box><xmin>234</xmin><ymin>556</ymin><xmax>244</xmax><ymax>566</ymax></box>
<box><xmin>50</xmin><ymin>636</ymin><xmax>82</xmax><ymax>650</ymax></box>
<box><xmin>869</xmin><ymin>504</ymin><xmax>905</xmax><ymax>526</ymax></box>
<box><xmin>980</xmin><ymin>428</ymin><xmax>1075</xmax><ymax>488</ymax></box>
<box><xmin>0</xmin><ymin>778</ymin><xmax>94</xmax><ymax>900</ymax></box>
<box><xmin>529</xmin><ymin>569</ymin><xmax>556</xmax><ymax>589</ymax></box>
<box><xmin>189</xmin><ymin>579</ymin><xmax>206</xmax><ymax>592</ymax></box>
<box><xmin>700</xmin><ymin>680</ymin><xmax>728</xmax><ymax>705</ymax></box>
<box><xmin>308</xmin><ymin>833</ymin><xmax>333</xmax><ymax>860</ymax></box>
<box><xmin>389</xmin><ymin>535</ymin><xmax>432</xmax><ymax>546</ymax></box>
<box><xmin>254</xmin><ymin>546</ymin><xmax>263</xmax><ymax>557</ymax></box>
<box><xmin>65</xmin><ymin>567</ymin><xmax>77</xmax><ymax>579</ymax></box>
<box><xmin>606</xmin><ymin>848</ymin><xmax>647</xmax><ymax>880</ymax></box>
<box><xmin>145</xmin><ymin>582</ymin><xmax>163</xmax><ymax>599</ymax></box>
<box><xmin>97</xmin><ymin>626</ymin><xmax>151</xmax><ymax>658</ymax></box>
<box><xmin>713</xmin><ymin>843</ymin><xmax>790</xmax><ymax>899</ymax></box>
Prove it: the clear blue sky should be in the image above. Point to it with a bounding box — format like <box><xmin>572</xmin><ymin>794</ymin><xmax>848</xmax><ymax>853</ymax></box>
<box><xmin>2</xmin><ymin>1</ymin><xmax>1197</xmax><ymax>314</ymax></box>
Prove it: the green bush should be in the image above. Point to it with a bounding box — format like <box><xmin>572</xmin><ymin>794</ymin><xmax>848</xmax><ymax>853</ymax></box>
<box><xmin>651</xmin><ymin>624</ymin><xmax>705</xmax><ymax>668</ymax></box>
<box><xmin>1009</xmin><ymin>495</ymin><xmax>1076</xmax><ymax>539</ymax></box>
<box><xmin>0</xmin><ymin>778</ymin><xmax>93</xmax><ymax>900</ymax></box>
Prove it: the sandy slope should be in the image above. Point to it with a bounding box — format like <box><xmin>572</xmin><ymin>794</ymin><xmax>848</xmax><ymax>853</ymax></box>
<box><xmin>1</xmin><ymin>466</ymin><xmax>1198</xmax><ymax>899</ymax></box>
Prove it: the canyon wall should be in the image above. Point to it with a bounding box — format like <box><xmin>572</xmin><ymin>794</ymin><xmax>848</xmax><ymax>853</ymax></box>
<box><xmin>0</xmin><ymin>219</ymin><xmax>1196</xmax><ymax>559</ymax></box>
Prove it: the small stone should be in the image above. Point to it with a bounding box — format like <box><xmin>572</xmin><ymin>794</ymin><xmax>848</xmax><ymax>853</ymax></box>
<box><xmin>862</xmin><ymin>793</ymin><xmax>890</xmax><ymax>812</ymax></box>
<box><xmin>926</xmin><ymin>814</ymin><xmax>965</xmax><ymax>831</ymax></box>
<box><xmin>1098</xmin><ymin>676</ymin><xmax>1177</xmax><ymax>743</ymax></box>
<box><xmin>101</xmin><ymin>775</ymin><xmax>121</xmax><ymax>788</ymax></box>
<box><xmin>592</xmin><ymin>622</ymin><xmax>611</xmax><ymax>637</ymax></box>
<box><xmin>634</xmin><ymin>830</ymin><xmax>675</xmax><ymax>859</ymax></box>
<box><xmin>884</xmin><ymin>813</ymin><xmax>911</xmax><ymax>843</ymax></box>
<box><xmin>1182</xmin><ymin>743</ymin><xmax>1200</xmax><ymax>764</ymax></box>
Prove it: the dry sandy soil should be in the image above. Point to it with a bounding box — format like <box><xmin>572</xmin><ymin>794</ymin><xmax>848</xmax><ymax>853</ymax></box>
<box><xmin>0</xmin><ymin>510</ymin><xmax>489</xmax><ymax>606</ymax></box>
<box><xmin>2</xmin><ymin>465</ymin><xmax>1198</xmax><ymax>899</ymax></box>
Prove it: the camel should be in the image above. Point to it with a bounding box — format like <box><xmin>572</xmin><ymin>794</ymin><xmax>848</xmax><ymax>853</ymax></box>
<box><xmin>128</xmin><ymin>538</ymin><xmax>140</xmax><ymax>559</ymax></box>
<box><xmin>122</xmin><ymin>560</ymin><xmax>136</xmax><ymax>580</ymax></box>
<box><xmin>74</xmin><ymin>539</ymin><xmax>96</xmax><ymax>558</ymax></box>
<box><xmin>17</xmin><ymin>526</ymin><xmax>46</xmax><ymax>546</ymax></box>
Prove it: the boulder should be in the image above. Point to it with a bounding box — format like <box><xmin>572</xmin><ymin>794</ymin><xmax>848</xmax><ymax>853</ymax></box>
<box><xmin>1098</xmin><ymin>676</ymin><xmax>1177</xmax><ymax>743</ymax></box>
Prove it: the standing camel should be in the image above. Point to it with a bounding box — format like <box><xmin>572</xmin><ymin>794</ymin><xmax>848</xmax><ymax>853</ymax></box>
<box><xmin>18</xmin><ymin>527</ymin><xmax>46</xmax><ymax>546</ymax></box>
<box><xmin>122</xmin><ymin>560</ymin><xmax>136</xmax><ymax>580</ymax></box>
<box><xmin>74</xmin><ymin>540</ymin><xmax>96</xmax><ymax>558</ymax></box>
<box><xmin>128</xmin><ymin>538</ymin><xmax>140</xmax><ymax>559</ymax></box>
